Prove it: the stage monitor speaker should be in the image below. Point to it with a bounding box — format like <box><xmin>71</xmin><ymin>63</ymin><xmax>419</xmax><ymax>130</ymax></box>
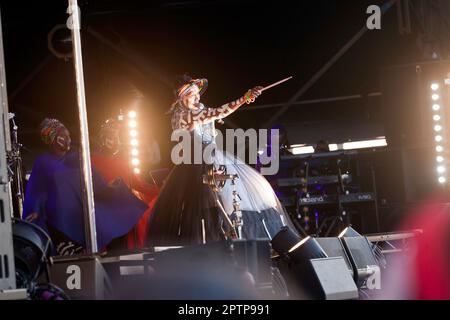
<box><xmin>340</xmin><ymin>236</ymin><xmax>380</xmax><ymax>289</ymax></box>
<box><xmin>45</xmin><ymin>255</ymin><xmax>113</xmax><ymax>300</ymax></box>
<box><xmin>315</xmin><ymin>237</ymin><xmax>354</xmax><ymax>278</ymax></box>
<box><xmin>273</xmin><ymin>256</ymin><xmax>358</xmax><ymax>300</ymax></box>
<box><xmin>232</xmin><ymin>239</ymin><xmax>271</xmax><ymax>286</ymax></box>
<box><xmin>307</xmin><ymin>257</ymin><xmax>359</xmax><ymax>300</ymax></box>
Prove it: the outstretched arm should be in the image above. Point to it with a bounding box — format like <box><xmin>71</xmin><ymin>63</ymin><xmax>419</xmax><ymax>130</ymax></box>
<box><xmin>179</xmin><ymin>86</ymin><xmax>262</xmax><ymax>130</ymax></box>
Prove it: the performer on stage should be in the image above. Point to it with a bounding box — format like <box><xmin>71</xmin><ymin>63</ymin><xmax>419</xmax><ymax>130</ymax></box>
<box><xmin>23</xmin><ymin>118</ymin><xmax>148</xmax><ymax>255</ymax></box>
<box><xmin>147</xmin><ymin>75</ymin><xmax>296</xmax><ymax>246</ymax></box>
<box><xmin>91</xmin><ymin>118</ymin><xmax>159</xmax><ymax>249</ymax></box>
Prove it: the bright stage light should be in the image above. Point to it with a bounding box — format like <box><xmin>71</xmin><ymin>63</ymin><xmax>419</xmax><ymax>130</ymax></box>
<box><xmin>436</xmin><ymin>145</ymin><xmax>444</xmax><ymax>153</ymax></box>
<box><xmin>432</xmin><ymin>94</ymin><xmax>440</xmax><ymax>101</ymax></box>
<box><xmin>128</xmin><ymin>111</ymin><xmax>137</xmax><ymax>119</ymax></box>
<box><xmin>437</xmin><ymin>156</ymin><xmax>444</xmax><ymax>163</ymax></box>
<box><xmin>438</xmin><ymin>176</ymin><xmax>446</xmax><ymax>184</ymax></box>
<box><xmin>128</xmin><ymin>120</ymin><xmax>137</xmax><ymax>128</ymax></box>
<box><xmin>130</xmin><ymin>139</ymin><xmax>138</xmax><ymax>146</ymax></box>
<box><xmin>131</xmin><ymin>149</ymin><xmax>139</xmax><ymax>156</ymax></box>
<box><xmin>133</xmin><ymin>168</ymin><xmax>141</xmax><ymax>174</ymax></box>
<box><xmin>433</xmin><ymin>115</ymin><xmax>441</xmax><ymax>121</ymax></box>
<box><xmin>291</xmin><ymin>146</ymin><xmax>315</xmax><ymax>155</ymax></box>
<box><xmin>434</xmin><ymin>125</ymin><xmax>443</xmax><ymax>132</ymax></box>
<box><xmin>431</xmin><ymin>83</ymin><xmax>440</xmax><ymax>91</ymax></box>
<box><xmin>432</xmin><ymin>104</ymin><xmax>441</xmax><ymax>111</ymax></box>
<box><xmin>328</xmin><ymin>144</ymin><xmax>338</xmax><ymax>151</ymax></box>
<box><xmin>342</xmin><ymin>138</ymin><xmax>387</xmax><ymax>150</ymax></box>
<box><xmin>435</xmin><ymin>135</ymin><xmax>443</xmax><ymax>142</ymax></box>
<box><xmin>130</xmin><ymin>130</ymin><xmax>138</xmax><ymax>137</ymax></box>
<box><xmin>437</xmin><ymin>166</ymin><xmax>446</xmax><ymax>174</ymax></box>
<box><xmin>131</xmin><ymin>158</ymin><xmax>140</xmax><ymax>166</ymax></box>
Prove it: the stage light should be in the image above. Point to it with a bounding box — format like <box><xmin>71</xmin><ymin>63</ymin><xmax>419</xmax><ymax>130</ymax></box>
<box><xmin>128</xmin><ymin>110</ymin><xmax>137</xmax><ymax>119</ymax></box>
<box><xmin>435</xmin><ymin>135</ymin><xmax>443</xmax><ymax>142</ymax></box>
<box><xmin>432</xmin><ymin>104</ymin><xmax>441</xmax><ymax>111</ymax></box>
<box><xmin>433</xmin><ymin>115</ymin><xmax>441</xmax><ymax>121</ymax></box>
<box><xmin>342</xmin><ymin>138</ymin><xmax>387</xmax><ymax>150</ymax></box>
<box><xmin>432</xmin><ymin>94</ymin><xmax>440</xmax><ymax>101</ymax></box>
<box><xmin>431</xmin><ymin>83</ymin><xmax>440</xmax><ymax>91</ymax></box>
<box><xmin>12</xmin><ymin>220</ymin><xmax>52</xmax><ymax>285</ymax></box>
<box><xmin>434</xmin><ymin>125</ymin><xmax>443</xmax><ymax>132</ymax></box>
<box><xmin>130</xmin><ymin>139</ymin><xmax>138</xmax><ymax>146</ymax></box>
<box><xmin>328</xmin><ymin>144</ymin><xmax>339</xmax><ymax>151</ymax></box>
<box><xmin>437</xmin><ymin>166</ymin><xmax>446</xmax><ymax>173</ymax></box>
<box><xmin>437</xmin><ymin>156</ymin><xmax>444</xmax><ymax>163</ymax></box>
<box><xmin>133</xmin><ymin>168</ymin><xmax>141</xmax><ymax>174</ymax></box>
<box><xmin>128</xmin><ymin>120</ymin><xmax>137</xmax><ymax>128</ymax></box>
<box><xmin>131</xmin><ymin>148</ymin><xmax>139</xmax><ymax>156</ymax></box>
<box><xmin>129</xmin><ymin>130</ymin><xmax>138</xmax><ymax>137</ymax></box>
<box><xmin>291</xmin><ymin>145</ymin><xmax>315</xmax><ymax>155</ymax></box>
<box><xmin>436</xmin><ymin>145</ymin><xmax>444</xmax><ymax>152</ymax></box>
<box><xmin>131</xmin><ymin>158</ymin><xmax>140</xmax><ymax>166</ymax></box>
<box><xmin>438</xmin><ymin>176</ymin><xmax>446</xmax><ymax>184</ymax></box>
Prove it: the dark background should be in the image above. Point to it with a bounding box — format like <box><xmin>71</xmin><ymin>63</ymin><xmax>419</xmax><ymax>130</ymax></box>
<box><xmin>2</xmin><ymin>0</ymin><xmax>450</xmax><ymax>231</ymax></box>
<box><xmin>1</xmin><ymin>0</ymin><xmax>428</xmax><ymax>164</ymax></box>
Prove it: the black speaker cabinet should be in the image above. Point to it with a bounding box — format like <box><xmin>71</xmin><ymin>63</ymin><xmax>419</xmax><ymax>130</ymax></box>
<box><xmin>232</xmin><ymin>239</ymin><xmax>272</xmax><ymax>286</ymax></box>
<box><xmin>46</xmin><ymin>255</ymin><xmax>112</xmax><ymax>300</ymax></box>
<box><xmin>307</xmin><ymin>257</ymin><xmax>359</xmax><ymax>300</ymax></box>
<box><xmin>315</xmin><ymin>237</ymin><xmax>354</xmax><ymax>278</ymax></box>
<box><xmin>340</xmin><ymin>236</ymin><xmax>380</xmax><ymax>289</ymax></box>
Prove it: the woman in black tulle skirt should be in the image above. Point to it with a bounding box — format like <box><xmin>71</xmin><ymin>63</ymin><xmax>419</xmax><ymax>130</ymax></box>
<box><xmin>147</xmin><ymin>76</ymin><xmax>294</xmax><ymax>246</ymax></box>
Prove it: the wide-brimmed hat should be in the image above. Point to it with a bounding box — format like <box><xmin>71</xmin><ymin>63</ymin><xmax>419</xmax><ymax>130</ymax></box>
<box><xmin>169</xmin><ymin>77</ymin><xmax>208</xmax><ymax>112</ymax></box>
<box><xmin>176</xmin><ymin>78</ymin><xmax>208</xmax><ymax>98</ymax></box>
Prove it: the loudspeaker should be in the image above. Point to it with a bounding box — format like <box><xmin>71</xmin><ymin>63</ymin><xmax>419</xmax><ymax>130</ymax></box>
<box><xmin>340</xmin><ymin>236</ymin><xmax>380</xmax><ymax>289</ymax></box>
<box><xmin>307</xmin><ymin>257</ymin><xmax>359</xmax><ymax>300</ymax></box>
<box><xmin>46</xmin><ymin>255</ymin><xmax>112</xmax><ymax>300</ymax></box>
<box><xmin>232</xmin><ymin>239</ymin><xmax>272</xmax><ymax>287</ymax></box>
<box><xmin>315</xmin><ymin>237</ymin><xmax>353</xmax><ymax>278</ymax></box>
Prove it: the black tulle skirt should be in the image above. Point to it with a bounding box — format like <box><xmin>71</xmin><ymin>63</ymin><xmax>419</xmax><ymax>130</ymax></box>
<box><xmin>147</xmin><ymin>160</ymin><xmax>290</xmax><ymax>246</ymax></box>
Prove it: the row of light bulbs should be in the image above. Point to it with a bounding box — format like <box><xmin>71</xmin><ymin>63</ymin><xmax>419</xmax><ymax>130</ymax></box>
<box><xmin>431</xmin><ymin>83</ymin><xmax>446</xmax><ymax>184</ymax></box>
<box><xmin>128</xmin><ymin>110</ymin><xmax>140</xmax><ymax>174</ymax></box>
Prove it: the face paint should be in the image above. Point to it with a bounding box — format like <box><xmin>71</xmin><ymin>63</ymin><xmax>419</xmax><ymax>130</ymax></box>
<box><xmin>181</xmin><ymin>85</ymin><xmax>200</xmax><ymax>110</ymax></box>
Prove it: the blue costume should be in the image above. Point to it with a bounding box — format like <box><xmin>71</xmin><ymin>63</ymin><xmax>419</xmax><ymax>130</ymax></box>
<box><xmin>23</xmin><ymin>151</ymin><xmax>148</xmax><ymax>250</ymax></box>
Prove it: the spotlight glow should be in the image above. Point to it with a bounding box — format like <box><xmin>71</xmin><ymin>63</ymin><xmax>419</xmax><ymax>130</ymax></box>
<box><xmin>438</xmin><ymin>176</ymin><xmax>446</xmax><ymax>184</ymax></box>
<box><xmin>436</xmin><ymin>145</ymin><xmax>444</xmax><ymax>152</ymax></box>
<box><xmin>128</xmin><ymin>120</ymin><xmax>137</xmax><ymax>128</ymax></box>
<box><xmin>437</xmin><ymin>166</ymin><xmax>446</xmax><ymax>174</ymax></box>
<box><xmin>131</xmin><ymin>158</ymin><xmax>140</xmax><ymax>166</ymax></box>
<box><xmin>133</xmin><ymin>168</ymin><xmax>141</xmax><ymax>174</ymax></box>
<box><xmin>130</xmin><ymin>139</ymin><xmax>138</xmax><ymax>146</ymax></box>
<box><xmin>128</xmin><ymin>111</ymin><xmax>137</xmax><ymax>119</ymax></box>
<box><xmin>432</xmin><ymin>104</ymin><xmax>441</xmax><ymax>111</ymax></box>
<box><xmin>437</xmin><ymin>156</ymin><xmax>444</xmax><ymax>163</ymax></box>
<box><xmin>433</xmin><ymin>115</ymin><xmax>441</xmax><ymax>121</ymax></box>
<box><xmin>434</xmin><ymin>125</ymin><xmax>443</xmax><ymax>132</ymax></box>
<box><xmin>130</xmin><ymin>130</ymin><xmax>138</xmax><ymax>137</ymax></box>
<box><xmin>131</xmin><ymin>149</ymin><xmax>139</xmax><ymax>156</ymax></box>
<box><xmin>432</xmin><ymin>94</ymin><xmax>440</xmax><ymax>101</ymax></box>
<box><xmin>435</xmin><ymin>135</ymin><xmax>443</xmax><ymax>142</ymax></box>
<box><xmin>431</xmin><ymin>83</ymin><xmax>440</xmax><ymax>91</ymax></box>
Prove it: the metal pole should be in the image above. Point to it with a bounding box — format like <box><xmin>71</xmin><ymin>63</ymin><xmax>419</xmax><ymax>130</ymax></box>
<box><xmin>0</xmin><ymin>6</ymin><xmax>17</xmax><ymax>292</ymax></box>
<box><xmin>68</xmin><ymin>0</ymin><xmax>97</xmax><ymax>253</ymax></box>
